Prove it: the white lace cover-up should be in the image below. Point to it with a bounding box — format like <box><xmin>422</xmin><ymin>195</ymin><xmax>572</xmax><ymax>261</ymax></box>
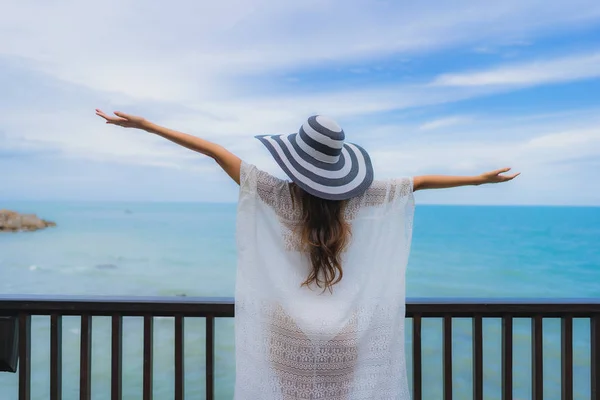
<box><xmin>235</xmin><ymin>161</ymin><xmax>415</xmax><ymax>400</ymax></box>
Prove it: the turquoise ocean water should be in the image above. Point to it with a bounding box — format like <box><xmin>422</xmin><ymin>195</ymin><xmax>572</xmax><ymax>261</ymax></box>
<box><xmin>1</xmin><ymin>202</ymin><xmax>599</xmax><ymax>399</ymax></box>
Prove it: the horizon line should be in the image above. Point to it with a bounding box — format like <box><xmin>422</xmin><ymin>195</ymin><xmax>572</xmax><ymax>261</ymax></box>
<box><xmin>3</xmin><ymin>200</ymin><xmax>599</xmax><ymax>208</ymax></box>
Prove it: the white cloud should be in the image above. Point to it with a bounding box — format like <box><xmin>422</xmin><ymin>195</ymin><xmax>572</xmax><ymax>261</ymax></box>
<box><xmin>371</xmin><ymin>109</ymin><xmax>600</xmax><ymax>176</ymax></box>
<box><xmin>1</xmin><ymin>0</ymin><xmax>600</xmax><ymax>103</ymax></box>
<box><xmin>0</xmin><ymin>110</ymin><xmax>203</xmax><ymax>169</ymax></box>
<box><xmin>472</xmin><ymin>39</ymin><xmax>533</xmax><ymax>54</ymax></box>
<box><xmin>433</xmin><ymin>52</ymin><xmax>600</xmax><ymax>87</ymax></box>
<box><xmin>0</xmin><ymin>79</ymin><xmax>502</xmax><ymax>169</ymax></box>
<box><xmin>2</xmin><ymin>77</ymin><xmax>599</xmax><ymax>180</ymax></box>
<box><xmin>2</xmin><ymin>1</ymin><xmax>600</xmax><ymax>204</ymax></box>
<box><xmin>419</xmin><ymin>116</ymin><xmax>471</xmax><ymax>131</ymax></box>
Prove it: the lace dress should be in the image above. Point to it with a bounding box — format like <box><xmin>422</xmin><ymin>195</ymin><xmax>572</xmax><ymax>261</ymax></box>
<box><xmin>235</xmin><ymin>161</ymin><xmax>415</xmax><ymax>400</ymax></box>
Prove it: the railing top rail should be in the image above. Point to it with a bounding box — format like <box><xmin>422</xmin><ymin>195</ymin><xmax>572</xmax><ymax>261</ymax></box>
<box><xmin>0</xmin><ymin>295</ymin><xmax>235</xmax><ymax>317</ymax></box>
<box><xmin>1</xmin><ymin>295</ymin><xmax>600</xmax><ymax>317</ymax></box>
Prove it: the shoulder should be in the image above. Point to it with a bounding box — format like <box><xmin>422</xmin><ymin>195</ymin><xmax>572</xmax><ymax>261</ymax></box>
<box><xmin>367</xmin><ymin>177</ymin><xmax>413</xmax><ymax>198</ymax></box>
<box><xmin>348</xmin><ymin>177</ymin><xmax>413</xmax><ymax>208</ymax></box>
<box><xmin>240</xmin><ymin>161</ymin><xmax>290</xmax><ymax>195</ymax></box>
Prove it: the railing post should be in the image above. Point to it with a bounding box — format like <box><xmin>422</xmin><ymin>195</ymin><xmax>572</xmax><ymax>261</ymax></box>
<box><xmin>18</xmin><ymin>313</ymin><xmax>31</xmax><ymax>400</ymax></box>
<box><xmin>80</xmin><ymin>315</ymin><xmax>92</xmax><ymax>400</ymax></box>
<box><xmin>412</xmin><ymin>315</ymin><xmax>422</xmax><ymax>400</ymax></box>
<box><xmin>206</xmin><ymin>316</ymin><xmax>215</xmax><ymax>400</ymax></box>
<box><xmin>143</xmin><ymin>315</ymin><xmax>154</xmax><ymax>400</ymax></box>
<box><xmin>502</xmin><ymin>316</ymin><xmax>513</xmax><ymax>400</ymax></box>
<box><xmin>50</xmin><ymin>314</ymin><xmax>63</xmax><ymax>400</ymax></box>
<box><xmin>532</xmin><ymin>316</ymin><xmax>543</xmax><ymax>400</ymax></box>
<box><xmin>443</xmin><ymin>316</ymin><xmax>453</xmax><ymax>400</ymax></box>
<box><xmin>561</xmin><ymin>317</ymin><xmax>573</xmax><ymax>400</ymax></box>
<box><xmin>111</xmin><ymin>314</ymin><xmax>123</xmax><ymax>400</ymax></box>
<box><xmin>592</xmin><ymin>316</ymin><xmax>600</xmax><ymax>400</ymax></box>
<box><xmin>472</xmin><ymin>316</ymin><xmax>483</xmax><ymax>400</ymax></box>
<box><xmin>174</xmin><ymin>315</ymin><xmax>185</xmax><ymax>400</ymax></box>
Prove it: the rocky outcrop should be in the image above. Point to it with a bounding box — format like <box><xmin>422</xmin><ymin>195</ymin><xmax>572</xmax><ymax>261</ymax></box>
<box><xmin>0</xmin><ymin>210</ymin><xmax>56</xmax><ymax>232</ymax></box>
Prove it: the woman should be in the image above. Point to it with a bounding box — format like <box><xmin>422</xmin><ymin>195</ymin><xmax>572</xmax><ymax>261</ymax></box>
<box><xmin>96</xmin><ymin>110</ymin><xmax>519</xmax><ymax>399</ymax></box>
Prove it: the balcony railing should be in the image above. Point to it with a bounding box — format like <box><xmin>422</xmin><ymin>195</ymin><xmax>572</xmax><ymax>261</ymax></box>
<box><xmin>0</xmin><ymin>295</ymin><xmax>599</xmax><ymax>400</ymax></box>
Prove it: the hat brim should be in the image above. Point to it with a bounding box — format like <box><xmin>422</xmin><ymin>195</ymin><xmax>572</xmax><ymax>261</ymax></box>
<box><xmin>255</xmin><ymin>133</ymin><xmax>374</xmax><ymax>201</ymax></box>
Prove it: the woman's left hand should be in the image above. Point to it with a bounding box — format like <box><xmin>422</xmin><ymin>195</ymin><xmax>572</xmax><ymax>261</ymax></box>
<box><xmin>479</xmin><ymin>168</ymin><xmax>520</xmax><ymax>184</ymax></box>
<box><xmin>95</xmin><ymin>109</ymin><xmax>149</xmax><ymax>130</ymax></box>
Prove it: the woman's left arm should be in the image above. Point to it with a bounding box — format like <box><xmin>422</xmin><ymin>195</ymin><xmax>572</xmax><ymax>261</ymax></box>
<box><xmin>413</xmin><ymin>168</ymin><xmax>520</xmax><ymax>191</ymax></box>
<box><xmin>96</xmin><ymin>110</ymin><xmax>242</xmax><ymax>184</ymax></box>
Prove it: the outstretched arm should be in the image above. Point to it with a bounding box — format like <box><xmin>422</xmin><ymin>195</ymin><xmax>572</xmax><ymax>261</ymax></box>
<box><xmin>96</xmin><ymin>110</ymin><xmax>242</xmax><ymax>184</ymax></box>
<box><xmin>413</xmin><ymin>168</ymin><xmax>520</xmax><ymax>191</ymax></box>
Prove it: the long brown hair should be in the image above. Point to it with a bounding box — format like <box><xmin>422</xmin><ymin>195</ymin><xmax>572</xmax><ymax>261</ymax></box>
<box><xmin>291</xmin><ymin>184</ymin><xmax>351</xmax><ymax>292</ymax></box>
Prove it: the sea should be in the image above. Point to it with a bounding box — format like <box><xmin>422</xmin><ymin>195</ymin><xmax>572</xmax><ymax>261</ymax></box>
<box><xmin>1</xmin><ymin>202</ymin><xmax>599</xmax><ymax>399</ymax></box>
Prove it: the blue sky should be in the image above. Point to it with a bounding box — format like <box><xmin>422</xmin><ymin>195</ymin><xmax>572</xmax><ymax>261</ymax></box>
<box><xmin>1</xmin><ymin>0</ymin><xmax>600</xmax><ymax>205</ymax></box>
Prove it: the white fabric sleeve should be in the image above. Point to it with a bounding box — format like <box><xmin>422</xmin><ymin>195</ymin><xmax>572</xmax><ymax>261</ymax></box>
<box><xmin>239</xmin><ymin>161</ymin><xmax>294</xmax><ymax>218</ymax></box>
<box><xmin>354</xmin><ymin>177</ymin><xmax>413</xmax><ymax>207</ymax></box>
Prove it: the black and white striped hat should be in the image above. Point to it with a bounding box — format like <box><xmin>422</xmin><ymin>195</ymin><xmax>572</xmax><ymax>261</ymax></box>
<box><xmin>256</xmin><ymin>115</ymin><xmax>374</xmax><ymax>201</ymax></box>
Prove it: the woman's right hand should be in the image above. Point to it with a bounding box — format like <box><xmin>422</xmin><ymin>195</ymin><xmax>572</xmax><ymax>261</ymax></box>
<box><xmin>95</xmin><ymin>109</ymin><xmax>149</xmax><ymax>130</ymax></box>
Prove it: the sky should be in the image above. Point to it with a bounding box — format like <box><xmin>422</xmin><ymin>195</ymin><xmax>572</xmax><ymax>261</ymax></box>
<box><xmin>1</xmin><ymin>0</ymin><xmax>600</xmax><ymax>205</ymax></box>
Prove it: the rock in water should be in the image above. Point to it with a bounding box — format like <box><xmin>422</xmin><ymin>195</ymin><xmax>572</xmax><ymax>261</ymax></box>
<box><xmin>0</xmin><ymin>209</ymin><xmax>56</xmax><ymax>232</ymax></box>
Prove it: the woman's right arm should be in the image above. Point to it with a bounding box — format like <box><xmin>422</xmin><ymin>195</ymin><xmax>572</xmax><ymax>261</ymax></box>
<box><xmin>413</xmin><ymin>168</ymin><xmax>520</xmax><ymax>191</ymax></box>
<box><xmin>96</xmin><ymin>110</ymin><xmax>242</xmax><ymax>184</ymax></box>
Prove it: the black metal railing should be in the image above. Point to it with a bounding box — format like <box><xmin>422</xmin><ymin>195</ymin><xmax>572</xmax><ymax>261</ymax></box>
<box><xmin>1</xmin><ymin>295</ymin><xmax>599</xmax><ymax>400</ymax></box>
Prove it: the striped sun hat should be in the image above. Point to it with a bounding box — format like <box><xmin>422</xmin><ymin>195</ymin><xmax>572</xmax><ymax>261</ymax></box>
<box><xmin>255</xmin><ymin>115</ymin><xmax>374</xmax><ymax>201</ymax></box>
